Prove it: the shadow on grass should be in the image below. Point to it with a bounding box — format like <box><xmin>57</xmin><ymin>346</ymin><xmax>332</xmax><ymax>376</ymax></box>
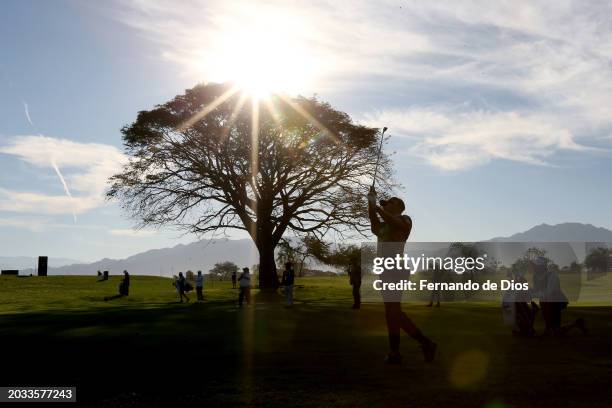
<box><xmin>1</xmin><ymin>301</ymin><xmax>611</xmax><ymax>407</ymax></box>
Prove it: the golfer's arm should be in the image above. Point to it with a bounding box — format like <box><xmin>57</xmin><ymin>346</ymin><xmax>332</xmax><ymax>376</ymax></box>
<box><xmin>369</xmin><ymin>201</ymin><xmax>381</xmax><ymax>233</ymax></box>
<box><xmin>376</xmin><ymin>207</ymin><xmax>410</xmax><ymax>233</ymax></box>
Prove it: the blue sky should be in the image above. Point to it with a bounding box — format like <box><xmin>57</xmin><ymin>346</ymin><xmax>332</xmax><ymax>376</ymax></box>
<box><xmin>1</xmin><ymin>0</ymin><xmax>611</xmax><ymax>262</ymax></box>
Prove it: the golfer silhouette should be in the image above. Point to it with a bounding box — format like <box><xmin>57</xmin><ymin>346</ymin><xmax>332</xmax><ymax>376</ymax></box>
<box><xmin>368</xmin><ymin>186</ymin><xmax>437</xmax><ymax>364</ymax></box>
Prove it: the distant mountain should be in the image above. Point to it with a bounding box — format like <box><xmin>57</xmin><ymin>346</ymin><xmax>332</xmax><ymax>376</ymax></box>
<box><xmin>48</xmin><ymin>239</ymin><xmax>259</xmax><ymax>276</ymax></box>
<box><xmin>485</xmin><ymin>223</ymin><xmax>612</xmax><ymax>266</ymax></box>
<box><xmin>0</xmin><ymin>256</ymin><xmax>81</xmax><ymax>271</ymax></box>
<box><xmin>491</xmin><ymin>222</ymin><xmax>612</xmax><ymax>242</ymax></box>
<box><xmin>6</xmin><ymin>223</ymin><xmax>611</xmax><ymax>276</ymax></box>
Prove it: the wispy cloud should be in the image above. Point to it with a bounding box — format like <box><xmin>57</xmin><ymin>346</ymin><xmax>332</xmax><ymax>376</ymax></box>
<box><xmin>22</xmin><ymin>101</ymin><xmax>34</xmax><ymax>127</ymax></box>
<box><xmin>362</xmin><ymin>107</ymin><xmax>591</xmax><ymax>170</ymax></box>
<box><xmin>0</xmin><ymin>216</ymin><xmax>106</xmax><ymax>232</ymax></box>
<box><xmin>109</xmin><ymin>228</ymin><xmax>158</xmax><ymax>237</ymax></box>
<box><xmin>0</xmin><ymin>216</ymin><xmax>49</xmax><ymax>232</ymax></box>
<box><xmin>112</xmin><ymin>0</ymin><xmax>612</xmax><ymax>170</ymax></box>
<box><xmin>21</xmin><ymin>102</ymin><xmax>80</xmax><ymax>221</ymax></box>
<box><xmin>0</xmin><ymin>135</ymin><xmax>126</xmax><ymax>216</ymax></box>
<box><xmin>50</xmin><ymin>159</ymin><xmax>77</xmax><ymax>223</ymax></box>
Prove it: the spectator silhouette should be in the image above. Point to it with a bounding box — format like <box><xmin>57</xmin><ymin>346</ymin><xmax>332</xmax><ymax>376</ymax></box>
<box><xmin>348</xmin><ymin>260</ymin><xmax>362</xmax><ymax>309</ymax></box>
<box><xmin>196</xmin><ymin>270</ymin><xmax>204</xmax><ymax>302</ymax></box>
<box><xmin>104</xmin><ymin>270</ymin><xmax>130</xmax><ymax>301</ymax></box>
<box><xmin>532</xmin><ymin>257</ymin><xmax>587</xmax><ymax>336</ymax></box>
<box><xmin>281</xmin><ymin>262</ymin><xmax>295</xmax><ymax>306</ymax></box>
<box><xmin>502</xmin><ymin>270</ymin><xmax>538</xmax><ymax>336</ymax></box>
<box><xmin>97</xmin><ymin>270</ymin><xmax>109</xmax><ymax>282</ymax></box>
<box><xmin>238</xmin><ymin>267</ymin><xmax>251</xmax><ymax>307</ymax></box>
<box><xmin>427</xmin><ymin>268</ymin><xmax>443</xmax><ymax>307</ymax></box>
<box><xmin>231</xmin><ymin>270</ymin><xmax>237</xmax><ymax>289</ymax></box>
<box><xmin>177</xmin><ymin>272</ymin><xmax>190</xmax><ymax>303</ymax></box>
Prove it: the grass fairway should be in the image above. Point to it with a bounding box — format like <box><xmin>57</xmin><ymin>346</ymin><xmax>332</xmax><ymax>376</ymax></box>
<box><xmin>1</xmin><ymin>275</ymin><xmax>611</xmax><ymax>407</ymax></box>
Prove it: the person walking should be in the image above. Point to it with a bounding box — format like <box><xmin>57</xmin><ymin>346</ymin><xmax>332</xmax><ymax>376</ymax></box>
<box><xmin>196</xmin><ymin>270</ymin><xmax>204</xmax><ymax>302</ymax></box>
<box><xmin>238</xmin><ymin>267</ymin><xmax>251</xmax><ymax>307</ymax></box>
<box><xmin>177</xmin><ymin>271</ymin><xmax>190</xmax><ymax>303</ymax></box>
<box><xmin>231</xmin><ymin>270</ymin><xmax>237</xmax><ymax>289</ymax></box>
<box><xmin>281</xmin><ymin>262</ymin><xmax>295</xmax><ymax>306</ymax></box>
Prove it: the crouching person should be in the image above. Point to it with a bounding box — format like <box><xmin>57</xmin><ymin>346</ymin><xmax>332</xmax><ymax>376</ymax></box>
<box><xmin>104</xmin><ymin>270</ymin><xmax>130</xmax><ymax>301</ymax></box>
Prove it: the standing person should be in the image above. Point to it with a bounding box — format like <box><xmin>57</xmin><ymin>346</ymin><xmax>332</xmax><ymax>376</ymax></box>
<box><xmin>120</xmin><ymin>270</ymin><xmax>130</xmax><ymax>296</ymax></box>
<box><xmin>348</xmin><ymin>260</ymin><xmax>362</xmax><ymax>309</ymax></box>
<box><xmin>502</xmin><ymin>270</ymin><xmax>538</xmax><ymax>337</ymax></box>
<box><xmin>196</xmin><ymin>270</ymin><xmax>204</xmax><ymax>302</ymax></box>
<box><xmin>368</xmin><ymin>186</ymin><xmax>437</xmax><ymax>364</ymax></box>
<box><xmin>427</xmin><ymin>268</ymin><xmax>442</xmax><ymax>307</ymax></box>
<box><xmin>238</xmin><ymin>267</ymin><xmax>251</xmax><ymax>307</ymax></box>
<box><xmin>532</xmin><ymin>257</ymin><xmax>587</xmax><ymax>336</ymax></box>
<box><xmin>281</xmin><ymin>262</ymin><xmax>295</xmax><ymax>306</ymax></box>
<box><xmin>177</xmin><ymin>272</ymin><xmax>190</xmax><ymax>303</ymax></box>
<box><xmin>231</xmin><ymin>270</ymin><xmax>237</xmax><ymax>289</ymax></box>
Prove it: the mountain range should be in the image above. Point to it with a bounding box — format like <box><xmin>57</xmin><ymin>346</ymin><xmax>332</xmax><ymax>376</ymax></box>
<box><xmin>43</xmin><ymin>239</ymin><xmax>259</xmax><ymax>277</ymax></box>
<box><xmin>3</xmin><ymin>223</ymin><xmax>611</xmax><ymax>276</ymax></box>
<box><xmin>491</xmin><ymin>222</ymin><xmax>612</xmax><ymax>242</ymax></box>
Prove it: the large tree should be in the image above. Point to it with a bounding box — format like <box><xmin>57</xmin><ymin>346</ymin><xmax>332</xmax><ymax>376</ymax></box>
<box><xmin>585</xmin><ymin>247</ymin><xmax>609</xmax><ymax>274</ymax></box>
<box><xmin>108</xmin><ymin>83</ymin><xmax>392</xmax><ymax>289</ymax></box>
<box><xmin>209</xmin><ymin>261</ymin><xmax>239</xmax><ymax>281</ymax></box>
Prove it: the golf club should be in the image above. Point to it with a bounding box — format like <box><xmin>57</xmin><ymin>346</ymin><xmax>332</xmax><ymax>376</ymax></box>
<box><xmin>371</xmin><ymin>126</ymin><xmax>388</xmax><ymax>188</ymax></box>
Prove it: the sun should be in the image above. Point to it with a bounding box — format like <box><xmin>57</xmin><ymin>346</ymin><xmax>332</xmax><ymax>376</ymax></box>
<box><xmin>202</xmin><ymin>11</ymin><xmax>316</xmax><ymax>98</ymax></box>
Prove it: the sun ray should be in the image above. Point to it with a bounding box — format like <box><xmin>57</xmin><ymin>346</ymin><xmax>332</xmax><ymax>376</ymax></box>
<box><xmin>277</xmin><ymin>94</ymin><xmax>342</xmax><ymax>145</ymax></box>
<box><xmin>176</xmin><ymin>85</ymin><xmax>240</xmax><ymax>132</ymax></box>
<box><xmin>248</xmin><ymin>97</ymin><xmax>260</xmax><ymax>241</ymax></box>
<box><xmin>219</xmin><ymin>91</ymin><xmax>249</xmax><ymax>143</ymax></box>
<box><xmin>263</xmin><ymin>97</ymin><xmax>282</xmax><ymax>127</ymax></box>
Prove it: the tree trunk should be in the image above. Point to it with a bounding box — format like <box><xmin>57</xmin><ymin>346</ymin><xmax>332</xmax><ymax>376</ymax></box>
<box><xmin>258</xmin><ymin>241</ymin><xmax>279</xmax><ymax>290</ymax></box>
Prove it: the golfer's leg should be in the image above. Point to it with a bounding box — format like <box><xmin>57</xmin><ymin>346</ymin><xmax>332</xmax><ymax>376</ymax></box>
<box><xmin>385</xmin><ymin>302</ymin><xmax>401</xmax><ymax>353</ymax></box>
<box><xmin>399</xmin><ymin>310</ymin><xmax>430</xmax><ymax>344</ymax></box>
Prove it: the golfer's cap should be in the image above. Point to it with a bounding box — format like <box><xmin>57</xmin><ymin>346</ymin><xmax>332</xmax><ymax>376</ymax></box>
<box><xmin>379</xmin><ymin>197</ymin><xmax>405</xmax><ymax>212</ymax></box>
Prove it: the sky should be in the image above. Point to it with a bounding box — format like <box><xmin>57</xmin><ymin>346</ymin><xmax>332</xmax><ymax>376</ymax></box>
<box><xmin>1</xmin><ymin>0</ymin><xmax>612</xmax><ymax>262</ymax></box>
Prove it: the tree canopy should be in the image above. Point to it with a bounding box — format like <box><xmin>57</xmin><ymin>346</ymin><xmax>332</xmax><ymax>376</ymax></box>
<box><xmin>209</xmin><ymin>261</ymin><xmax>239</xmax><ymax>281</ymax></box>
<box><xmin>108</xmin><ymin>83</ymin><xmax>393</xmax><ymax>288</ymax></box>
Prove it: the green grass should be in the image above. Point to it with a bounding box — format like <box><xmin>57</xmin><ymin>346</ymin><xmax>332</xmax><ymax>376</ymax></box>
<box><xmin>0</xmin><ymin>274</ymin><xmax>611</xmax><ymax>407</ymax></box>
